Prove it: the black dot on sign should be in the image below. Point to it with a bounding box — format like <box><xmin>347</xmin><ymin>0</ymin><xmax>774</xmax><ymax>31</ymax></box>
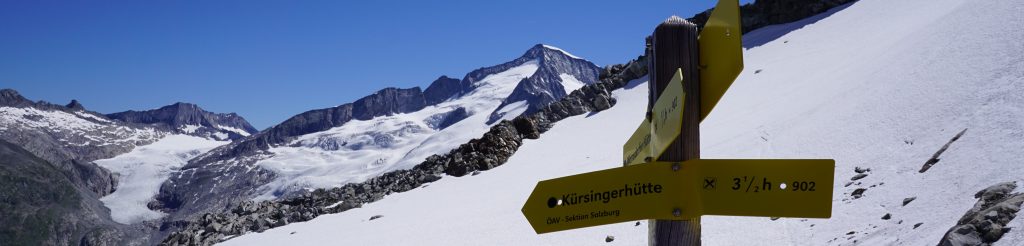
<box><xmin>547</xmin><ymin>197</ymin><xmax>558</xmax><ymax>208</ymax></box>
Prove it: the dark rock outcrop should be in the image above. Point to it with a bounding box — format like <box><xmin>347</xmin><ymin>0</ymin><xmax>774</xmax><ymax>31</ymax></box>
<box><xmin>687</xmin><ymin>0</ymin><xmax>858</xmax><ymax>34</ymax></box>
<box><xmin>938</xmin><ymin>182</ymin><xmax>1024</xmax><ymax>246</ymax></box>
<box><xmin>423</xmin><ymin>76</ymin><xmax>470</xmax><ymax>105</ymax></box>
<box><xmin>0</xmin><ymin>139</ymin><xmax>140</xmax><ymax>245</ymax></box>
<box><xmin>65</xmin><ymin>99</ymin><xmax>85</xmax><ymax>110</ymax></box>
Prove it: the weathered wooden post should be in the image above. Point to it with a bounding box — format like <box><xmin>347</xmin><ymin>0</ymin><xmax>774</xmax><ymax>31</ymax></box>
<box><xmin>647</xmin><ymin>15</ymin><xmax>702</xmax><ymax>246</ymax></box>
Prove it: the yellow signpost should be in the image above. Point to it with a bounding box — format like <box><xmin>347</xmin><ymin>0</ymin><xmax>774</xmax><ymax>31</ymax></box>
<box><xmin>522</xmin><ymin>159</ymin><xmax>834</xmax><ymax>233</ymax></box>
<box><xmin>524</xmin><ymin>0</ymin><xmax>836</xmax><ymax>242</ymax></box>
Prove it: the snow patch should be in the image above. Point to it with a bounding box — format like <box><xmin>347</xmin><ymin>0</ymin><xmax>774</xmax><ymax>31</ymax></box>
<box><xmin>217</xmin><ymin>125</ymin><xmax>252</xmax><ymax>137</ymax></box>
<box><xmin>180</xmin><ymin>124</ymin><xmax>201</xmax><ymax>134</ymax></box>
<box><xmin>559</xmin><ymin>73</ymin><xmax>586</xmax><ymax>95</ymax></box>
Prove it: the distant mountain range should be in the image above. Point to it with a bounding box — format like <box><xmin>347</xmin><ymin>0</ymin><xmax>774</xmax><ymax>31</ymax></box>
<box><xmin>149</xmin><ymin>44</ymin><xmax>603</xmax><ymax>225</ymax></box>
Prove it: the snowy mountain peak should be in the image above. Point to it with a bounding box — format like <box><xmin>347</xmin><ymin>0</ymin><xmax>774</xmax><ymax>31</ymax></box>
<box><xmin>487</xmin><ymin>44</ymin><xmax>603</xmax><ymax>123</ymax></box>
<box><xmin>106</xmin><ymin>102</ymin><xmax>257</xmax><ymax>141</ymax></box>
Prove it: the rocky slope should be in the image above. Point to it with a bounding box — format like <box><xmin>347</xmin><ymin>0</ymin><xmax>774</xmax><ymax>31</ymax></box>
<box><xmin>0</xmin><ymin>138</ymin><xmax>143</xmax><ymax>245</ymax></box>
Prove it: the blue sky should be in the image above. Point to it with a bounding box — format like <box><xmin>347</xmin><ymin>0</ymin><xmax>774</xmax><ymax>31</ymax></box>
<box><xmin>0</xmin><ymin>0</ymin><xmax>751</xmax><ymax>129</ymax></box>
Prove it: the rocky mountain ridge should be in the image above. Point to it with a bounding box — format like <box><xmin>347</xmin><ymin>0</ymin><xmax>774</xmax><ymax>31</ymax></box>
<box><xmin>107</xmin><ymin>102</ymin><xmax>258</xmax><ymax>141</ymax></box>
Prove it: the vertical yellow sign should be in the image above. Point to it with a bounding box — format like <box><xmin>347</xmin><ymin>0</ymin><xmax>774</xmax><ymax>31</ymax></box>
<box><xmin>623</xmin><ymin>120</ymin><xmax>653</xmax><ymax>166</ymax></box>
<box><xmin>698</xmin><ymin>0</ymin><xmax>744</xmax><ymax>122</ymax></box>
<box><xmin>651</xmin><ymin>69</ymin><xmax>685</xmax><ymax>158</ymax></box>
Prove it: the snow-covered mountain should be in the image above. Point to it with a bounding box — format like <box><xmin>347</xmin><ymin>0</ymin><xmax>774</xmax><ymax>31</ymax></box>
<box><xmin>0</xmin><ymin>89</ymin><xmax>164</xmax><ymax>195</ymax></box>
<box><xmin>0</xmin><ymin>89</ymin><xmax>256</xmax><ymax>244</ymax></box>
<box><xmin>149</xmin><ymin>44</ymin><xmax>602</xmax><ymax>222</ymax></box>
<box><xmin>218</xmin><ymin>0</ymin><xmax>1024</xmax><ymax>245</ymax></box>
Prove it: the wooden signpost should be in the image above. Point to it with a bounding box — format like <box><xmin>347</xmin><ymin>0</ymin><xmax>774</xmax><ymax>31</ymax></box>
<box><xmin>523</xmin><ymin>0</ymin><xmax>836</xmax><ymax>245</ymax></box>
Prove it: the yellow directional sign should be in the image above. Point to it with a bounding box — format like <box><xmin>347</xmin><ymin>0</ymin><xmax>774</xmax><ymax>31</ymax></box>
<box><xmin>695</xmin><ymin>159</ymin><xmax>835</xmax><ymax>218</ymax></box>
<box><xmin>622</xmin><ymin>119</ymin><xmax>653</xmax><ymax>166</ymax></box>
<box><xmin>522</xmin><ymin>159</ymin><xmax>834</xmax><ymax>234</ymax></box>
<box><xmin>522</xmin><ymin>162</ymin><xmax>692</xmax><ymax>234</ymax></box>
<box><xmin>698</xmin><ymin>0</ymin><xmax>744</xmax><ymax>122</ymax></box>
<box><xmin>650</xmin><ymin>69</ymin><xmax>685</xmax><ymax>158</ymax></box>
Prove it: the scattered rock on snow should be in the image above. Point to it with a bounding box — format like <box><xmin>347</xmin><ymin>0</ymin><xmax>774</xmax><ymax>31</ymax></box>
<box><xmin>903</xmin><ymin>197</ymin><xmax>917</xmax><ymax>206</ymax></box>
<box><xmin>919</xmin><ymin>128</ymin><xmax>967</xmax><ymax>173</ymax></box>
<box><xmin>914</xmin><ymin>223</ymin><xmax>923</xmax><ymax>229</ymax></box>
<box><xmin>369</xmin><ymin>215</ymin><xmax>383</xmax><ymax>221</ymax></box>
<box><xmin>851</xmin><ymin>188</ymin><xmax>867</xmax><ymax>199</ymax></box>
<box><xmin>882</xmin><ymin>213</ymin><xmax>891</xmax><ymax>220</ymax></box>
<box><xmin>854</xmin><ymin>167</ymin><xmax>871</xmax><ymax>173</ymax></box>
<box><xmin>851</xmin><ymin>173</ymin><xmax>868</xmax><ymax>181</ymax></box>
<box><xmin>605</xmin><ymin>235</ymin><xmax>615</xmax><ymax>242</ymax></box>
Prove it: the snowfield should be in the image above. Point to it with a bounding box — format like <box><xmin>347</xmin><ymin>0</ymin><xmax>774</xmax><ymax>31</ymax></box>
<box><xmin>222</xmin><ymin>0</ymin><xmax>1024</xmax><ymax>245</ymax></box>
<box><xmin>96</xmin><ymin>135</ymin><xmax>228</xmax><ymax>224</ymax></box>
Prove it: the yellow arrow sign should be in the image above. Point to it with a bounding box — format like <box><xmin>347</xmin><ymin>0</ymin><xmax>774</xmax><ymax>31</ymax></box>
<box><xmin>522</xmin><ymin>159</ymin><xmax>834</xmax><ymax>234</ymax></box>
<box><xmin>650</xmin><ymin>68</ymin><xmax>685</xmax><ymax>158</ymax></box>
<box><xmin>624</xmin><ymin>68</ymin><xmax>684</xmax><ymax>163</ymax></box>
<box><xmin>622</xmin><ymin>119</ymin><xmax>653</xmax><ymax>166</ymax></box>
<box><xmin>522</xmin><ymin>162</ymin><xmax>692</xmax><ymax>234</ymax></box>
<box><xmin>698</xmin><ymin>0</ymin><xmax>744</xmax><ymax>122</ymax></box>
